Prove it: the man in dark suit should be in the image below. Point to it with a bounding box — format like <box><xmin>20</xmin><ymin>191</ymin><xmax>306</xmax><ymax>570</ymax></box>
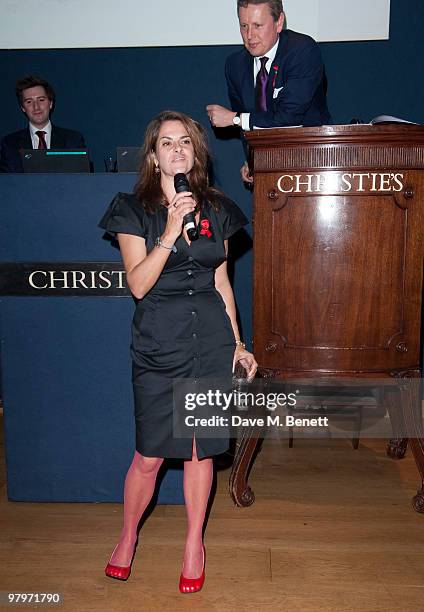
<box><xmin>207</xmin><ymin>0</ymin><xmax>331</xmax><ymax>182</ymax></box>
<box><xmin>0</xmin><ymin>75</ymin><xmax>86</xmax><ymax>172</ymax></box>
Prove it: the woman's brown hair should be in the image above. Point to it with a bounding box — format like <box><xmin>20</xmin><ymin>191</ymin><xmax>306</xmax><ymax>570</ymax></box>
<box><xmin>134</xmin><ymin>110</ymin><xmax>222</xmax><ymax>213</ymax></box>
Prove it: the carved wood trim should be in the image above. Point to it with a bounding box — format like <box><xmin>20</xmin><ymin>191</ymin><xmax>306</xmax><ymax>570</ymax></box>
<box><xmin>228</xmin><ymin>428</ymin><xmax>259</xmax><ymax>508</ymax></box>
<box><xmin>389</xmin><ymin>369</ymin><xmax>421</xmax><ymax>378</ymax></box>
<box><xmin>254</xmin><ymin>146</ymin><xmax>424</xmax><ymax>172</ymax></box>
<box><xmin>246</xmin><ymin>124</ymin><xmax>424</xmax><ymax>147</ymax></box>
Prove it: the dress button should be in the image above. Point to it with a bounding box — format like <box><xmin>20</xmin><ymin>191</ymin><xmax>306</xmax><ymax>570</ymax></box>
<box><xmin>187</xmin><ymin>270</ymin><xmax>193</xmax><ymax>276</ymax></box>
<box><xmin>188</xmin><ymin>290</ymin><xmax>193</xmax><ymax>296</ymax></box>
<box><xmin>191</xmin><ymin>311</ymin><xmax>197</xmax><ymax>316</ymax></box>
<box><xmin>188</xmin><ymin>256</ymin><xmax>193</xmax><ymax>262</ymax></box>
<box><xmin>192</xmin><ymin>333</ymin><xmax>197</xmax><ymax>339</ymax></box>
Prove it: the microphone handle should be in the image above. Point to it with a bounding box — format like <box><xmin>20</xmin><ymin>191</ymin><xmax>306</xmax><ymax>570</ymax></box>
<box><xmin>174</xmin><ymin>173</ymin><xmax>198</xmax><ymax>240</ymax></box>
<box><xmin>184</xmin><ymin>212</ymin><xmax>198</xmax><ymax>241</ymax></box>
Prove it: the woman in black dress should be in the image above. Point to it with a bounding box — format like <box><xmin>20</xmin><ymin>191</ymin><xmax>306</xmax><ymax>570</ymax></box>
<box><xmin>99</xmin><ymin>110</ymin><xmax>257</xmax><ymax>593</ymax></box>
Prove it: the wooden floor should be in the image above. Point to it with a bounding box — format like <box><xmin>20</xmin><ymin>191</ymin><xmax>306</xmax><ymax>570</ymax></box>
<box><xmin>1</xmin><ymin>416</ymin><xmax>424</xmax><ymax>611</ymax></box>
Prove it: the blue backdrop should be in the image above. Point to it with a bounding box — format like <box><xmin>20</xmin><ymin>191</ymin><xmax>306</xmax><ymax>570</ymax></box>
<box><xmin>0</xmin><ymin>0</ymin><xmax>423</xmax><ymax>173</ymax></box>
<box><xmin>0</xmin><ymin>174</ymin><xmax>185</xmax><ymax>502</ymax></box>
<box><xmin>0</xmin><ymin>0</ymin><xmax>423</xmax><ymax>500</ymax></box>
<box><xmin>1</xmin><ymin>0</ymin><xmax>423</xmax><ymax>341</ymax></box>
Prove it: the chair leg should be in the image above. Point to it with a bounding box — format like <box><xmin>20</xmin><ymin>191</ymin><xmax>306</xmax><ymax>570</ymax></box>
<box><xmin>385</xmin><ymin>386</ymin><xmax>408</xmax><ymax>459</ymax></box>
<box><xmin>229</xmin><ymin>426</ymin><xmax>262</xmax><ymax>507</ymax></box>
<box><xmin>351</xmin><ymin>406</ymin><xmax>362</xmax><ymax>449</ymax></box>
<box><xmin>288</xmin><ymin>426</ymin><xmax>294</xmax><ymax>448</ymax></box>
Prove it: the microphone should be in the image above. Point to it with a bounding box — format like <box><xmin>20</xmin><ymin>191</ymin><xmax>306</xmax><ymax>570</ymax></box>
<box><xmin>174</xmin><ymin>173</ymin><xmax>199</xmax><ymax>241</ymax></box>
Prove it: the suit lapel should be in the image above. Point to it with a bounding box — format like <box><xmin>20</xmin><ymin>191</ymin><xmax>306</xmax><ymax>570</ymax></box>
<box><xmin>50</xmin><ymin>125</ymin><xmax>62</xmax><ymax>148</ymax></box>
<box><xmin>266</xmin><ymin>32</ymin><xmax>287</xmax><ymax>107</ymax></box>
<box><xmin>241</xmin><ymin>51</ymin><xmax>255</xmax><ymax>111</ymax></box>
<box><xmin>17</xmin><ymin>128</ymin><xmax>32</xmax><ymax>151</ymax></box>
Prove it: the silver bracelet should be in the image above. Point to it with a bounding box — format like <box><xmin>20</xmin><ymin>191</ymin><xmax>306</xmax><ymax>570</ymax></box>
<box><xmin>235</xmin><ymin>340</ymin><xmax>246</xmax><ymax>349</ymax></box>
<box><xmin>155</xmin><ymin>236</ymin><xmax>177</xmax><ymax>253</ymax></box>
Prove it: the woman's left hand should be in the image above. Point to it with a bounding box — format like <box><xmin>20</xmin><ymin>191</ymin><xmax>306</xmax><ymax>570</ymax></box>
<box><xmin>233</xmin><ymin>346</ymin><xmax>258</xmax><ymax>382</ymax></box>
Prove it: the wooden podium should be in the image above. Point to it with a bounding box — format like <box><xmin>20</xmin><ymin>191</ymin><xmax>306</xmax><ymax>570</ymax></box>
<box><xmin>230</xmin><ymin>124</ymin><xmax>424</xmax><ymax>510</ymax></box>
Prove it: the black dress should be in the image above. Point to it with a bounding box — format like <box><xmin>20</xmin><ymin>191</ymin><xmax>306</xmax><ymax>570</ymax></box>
<box><xmin>99</xmin><ymin>192</ymin><xmax>248</xmax><ymax>459</ymax></box>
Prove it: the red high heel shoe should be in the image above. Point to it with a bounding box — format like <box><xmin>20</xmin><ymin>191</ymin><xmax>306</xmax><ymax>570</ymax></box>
<box><xmin>179</xmin><ymin>545</ymin><xmax>205</xmax><ymax>594</ymax></box>
<box><xmin>105</xmin><ymin>542</ymin><xmax>136</xmax><ymax>581</ymax></box>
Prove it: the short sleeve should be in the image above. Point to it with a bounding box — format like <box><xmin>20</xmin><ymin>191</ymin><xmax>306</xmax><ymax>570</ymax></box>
<box><xmin>98</xmin><ymin>192</ymin><xmax>147</xmax><ymax>239</ymax></box>
<box><xmin>219</xmin><ymin>196</ymin><xmax>249</xmax><ymax>239</ymax></box>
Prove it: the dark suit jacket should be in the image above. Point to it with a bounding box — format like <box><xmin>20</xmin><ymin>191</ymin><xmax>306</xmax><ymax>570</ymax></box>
<box><xmin>225</xmin><ymin>29</ymin><xmax>331</xmax><ymax>131</ymax></box>
<box><xmin>0</xmin><ymin>125</ymin><xmax>86</xmax><ymax>173</ymax></box>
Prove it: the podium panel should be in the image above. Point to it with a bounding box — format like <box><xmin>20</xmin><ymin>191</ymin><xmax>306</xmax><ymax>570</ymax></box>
<box><xmin>249</xmin><ymin>127</ymin><xmax>424</xmax><ymax>374</ymax></box>
<box><xmin>0</xmin><ymin>174</ymin><xmax>184</xmax><ymax>502</ymax></box>
<box><xmin>230</xmin><ymin>125</ymin><xmax>424</xmax><ymax>509</ymax></box>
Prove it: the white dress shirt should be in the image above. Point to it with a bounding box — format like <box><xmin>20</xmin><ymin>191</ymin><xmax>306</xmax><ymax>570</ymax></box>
<box><xmin>29</xmin><ymin>121</ymin><xmax>52</xmax><ymax>149</ymax></box>
<box><xmin>241</xmin><ymin>39</ymin><xmax>279</xmax><ymax>131</ymax></box>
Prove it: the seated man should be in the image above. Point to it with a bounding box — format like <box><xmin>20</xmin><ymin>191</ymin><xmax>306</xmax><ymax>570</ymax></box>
<box><xmin>0</xmin><ymin>75</ymin><xmax>86</xmax><ymax>172</ymax></box>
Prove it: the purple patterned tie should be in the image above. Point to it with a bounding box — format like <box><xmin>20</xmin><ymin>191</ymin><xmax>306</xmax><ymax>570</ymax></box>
<box><xmin>255</xmin><ymin>56</ymin><xmax>269</xmax><ymax>111</ymax></box>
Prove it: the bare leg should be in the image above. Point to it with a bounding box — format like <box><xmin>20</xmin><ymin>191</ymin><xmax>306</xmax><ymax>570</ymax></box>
<box><xmin>181</xmin><ymin>439</ymin><xmax>213</xmax><ymax>578</ymax></box>
<box><xmin>109</xmin><ymin>451</ymin><xmax>164</xmax><ymax>566</ymax></box>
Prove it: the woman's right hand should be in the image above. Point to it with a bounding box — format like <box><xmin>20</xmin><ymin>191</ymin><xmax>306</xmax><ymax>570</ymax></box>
<box><xmin>240</xmin><ymin>162</ymin><xmax>253</xmax><ymax>184</ymax></box>
<box><xmin>162</xmin><ymin>191</ymin><xmax>197</xmax><ymax>243</ymax></box>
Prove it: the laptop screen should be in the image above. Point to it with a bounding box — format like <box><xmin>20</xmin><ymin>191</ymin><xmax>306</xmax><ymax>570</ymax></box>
<box><xmin>21</xmin><ymin>149</ymin><xmax>90</xmax><ymax>173</ymax></box>
<box><xmin>116</xmin><ymin>147</ymin><xmax>142</xmax><ymax>173</ymax></box>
